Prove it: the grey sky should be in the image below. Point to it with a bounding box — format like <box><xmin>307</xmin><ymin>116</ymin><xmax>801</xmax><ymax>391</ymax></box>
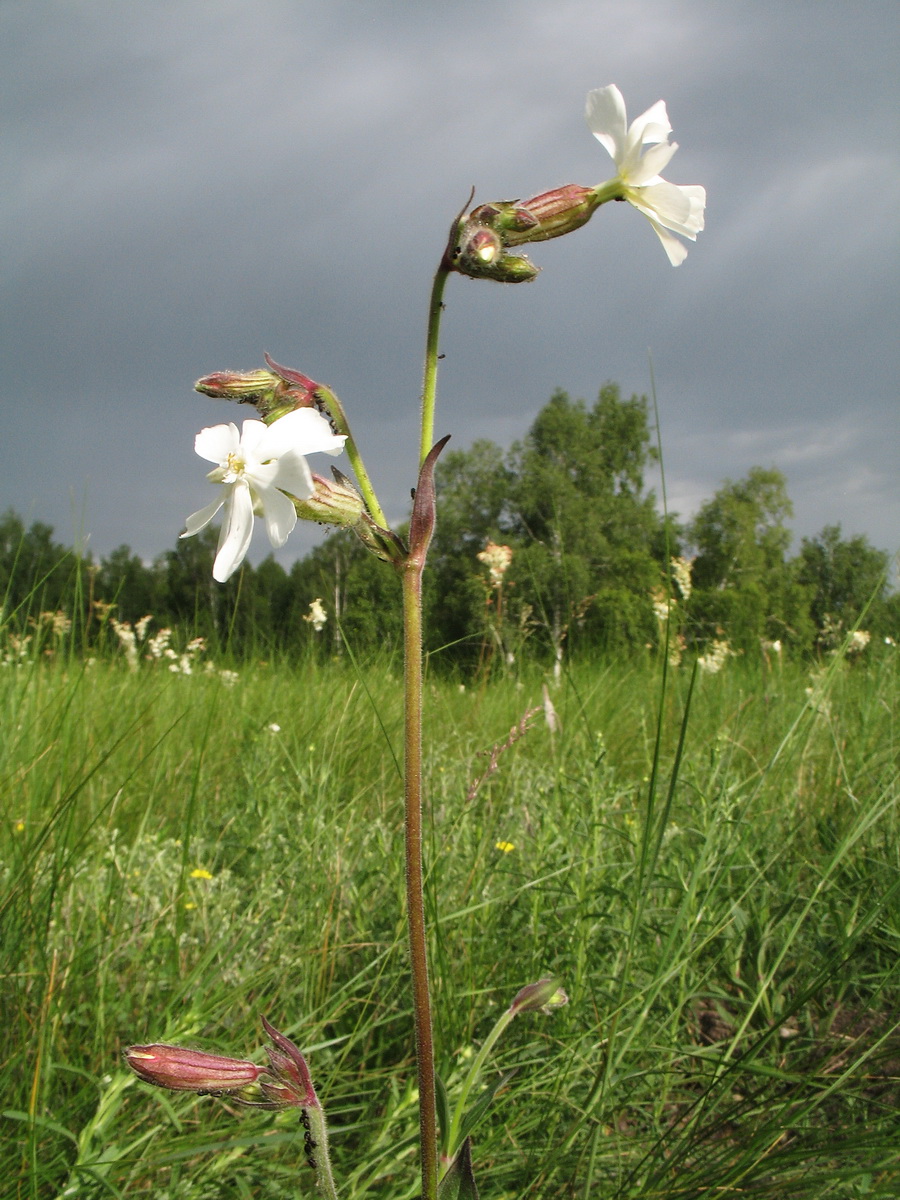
<box><xmin>3</xmin><ymin>0</ymin><xmax>898</xmax><ymax>572</ymax></box>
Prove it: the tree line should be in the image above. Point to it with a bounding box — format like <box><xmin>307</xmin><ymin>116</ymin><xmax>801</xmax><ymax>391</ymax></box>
<box><xmin>2</xmin><ymin>384</ymin><xmax>897</xmax><ymax>669</ymax></box>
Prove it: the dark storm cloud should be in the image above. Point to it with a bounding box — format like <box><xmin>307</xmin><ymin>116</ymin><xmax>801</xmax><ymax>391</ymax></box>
<box><xmin>2</xmin><ymin>0</ymin><xmax>898</xmax><ymax>568</ymax></box>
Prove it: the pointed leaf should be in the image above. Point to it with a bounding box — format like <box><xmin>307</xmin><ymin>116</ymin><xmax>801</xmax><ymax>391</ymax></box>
<box><xmin>262</xmin><ymin>352</ymin><xmax>319</xmax><ymax>394</ymax></box>
<box><xmin>435</xmin><ymin>1070</ymin><xmax>452</xmax><ymax>1158</ymax></box>
<box><xmin>438</xmin><ymin>1136</ymin><xmax>480</xmax><ymax>1200</ymax></box>
<box><xmin>408</xmin><ymin>435</ymin><xmax>451</xmax><ymax>564</ymax></box>
<box><xmin>458</xmin><ymin>1069</ymin><xmax>517</xmax><ymax>1148</ymax></box>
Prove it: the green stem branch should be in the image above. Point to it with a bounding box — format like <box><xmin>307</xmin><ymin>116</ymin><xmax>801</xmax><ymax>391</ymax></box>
<box><xmin>447</xmin><ymin>1008</ymin><xmax>513</xmax><ymax>1159</ymax></box>
<box><xmin>317</xmin><ymin>385</ymin><xmax>389</xmax><ymax>529</ymax></box>
<box><xmin>419</xmin><ymin>262</ymin><xmax>451</xmax><ymax>466</ymax></box>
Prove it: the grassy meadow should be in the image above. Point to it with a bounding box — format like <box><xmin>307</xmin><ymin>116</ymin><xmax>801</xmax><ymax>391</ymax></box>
<box><xmin>2</xmin><ymin>639</ymin><xmax>899</xmax><ymax>1198</ymax></box>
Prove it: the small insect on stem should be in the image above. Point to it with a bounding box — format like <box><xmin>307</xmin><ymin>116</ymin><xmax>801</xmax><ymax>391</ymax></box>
<box><xmin>299</xmin><ymin>1107</ymin><xmax>318</xmax><ymax>1170</ymax></box>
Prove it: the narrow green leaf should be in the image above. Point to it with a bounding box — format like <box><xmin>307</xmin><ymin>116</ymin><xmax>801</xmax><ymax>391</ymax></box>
<box><xmin>435</xmin><ymin>1069</ymin><xmax>451</xmax><ymax>1157</ymax></box>
<box><xmin>438</xmin><ymin>1136</ymin><xmax>480</xmax><ymax>1200</ymax></box>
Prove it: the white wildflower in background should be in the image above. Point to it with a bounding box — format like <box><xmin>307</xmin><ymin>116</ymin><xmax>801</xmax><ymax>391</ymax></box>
<box><xmin>182</xmin><ymin>410</ymin><xmax>346</xmax><ymax>583</ymax></box>
<box><xmin>668</xmin><ymin>632</ymin><xmax>685</xmax><ymax>668</ymax></box>
<box><xmin>217</xmin><ymin>669</ymin><xmax>240</xmax><ymax>687</ymax></box>
<box><xmin>477</xmin><ymin>541</ymin><xmax>514</xmax><ymax>588</ymax></box>
<box><xmin>303</xmin><ymin>598</ymin><xmax>327</xmax><ymax>632</ymax></box>
<box><xmin>805</xmin><ymin>665</ymin><xmax>833</xmax><ymax>719</ymax></box>
<box><xmin>650</xmin><ymin>586</ymin><xmax>673</xmax><ymax>623</ymax></box>
<box><xmin>697</xmin><ymin>638</ymin><xmax>733</xmax><ymax>674</ymax></box>
<box><xmin>586</xmin><ymin>84</ymin><xmax>706</xmax><ymax>265</ymax></box>
<box><xmin>761</xmin><ymin>637</ymin><xmax>783</xmax><ymax>670</ymax></box>
<box><xmin>542</xmin><ymin>682</ymin><xmax>560</xmax><ymax>734</ymax></box>
<box><xmin>110</xmin><ymin>618</ymin><xmax>140</xmax><ymax>670</ymax></box>
<box><xmin>846</xmin><ymin>630</ymin><xmax>870</xmax><ymax>655</ymax></box>
<box><xmin>146</xmin><ymin>628</ymin><xmax>173</xmax><ymax>659</ymax></box>
<box><xmin>37</xmin><ymin>610</ymin><xmax>72</xmax><ymax>638</ymax></box>
<box><xmin>1</xmin><ymin>632</ymin><xmax>32</xmax><ymax>668</ymax></box>
<box><xmin>670</xmin><ymin>557</ymin><xmax>693</xmax><ymax>602</ymax></box>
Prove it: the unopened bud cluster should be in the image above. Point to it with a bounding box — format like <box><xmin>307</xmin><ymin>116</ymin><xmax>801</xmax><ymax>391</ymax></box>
<box><xmin>449</xmin><ymin>183</ymin><xmax>608</xmax><ymax>284</ymax></box>
<box><xmin>195</xmin><ymin>367</ymin><xmax>313</xmax><ymax>423</ymax></box>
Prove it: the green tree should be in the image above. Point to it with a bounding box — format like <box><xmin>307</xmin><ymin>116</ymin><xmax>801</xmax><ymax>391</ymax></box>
<box><xmin>94</xmin><ymin>545</ymin><xmax>161</xmax><ymax>623</ymax></box>
<box><xmin>687</xmin><ymin>468</ymin><xmax>813</xmax><ymax>651</ymax></box>
<box><xmin>427</xmin><ymin>440</ymin><xmax>513</xmax><ymax>661</ymax></box>
<box><xmin>155</xmin><ymin>525</ymin><xmax>236</xmax><ymax>647</ymax></box>
<box><xmin>508</xmin><ymin>385</ymin><xmax>664</xmax><ymax>659</ymax></box>
<box><xmin>291</xmin><ymin>530</ymin><xmax>403</xmax><ymax>657</ymax></box>
<box><xmin>796</xmin><ymin>524</ymin><xmax>892</xmax><ymax>641</ymax></box>
<box><xmin>0</xmin><ymin>510</ymin><xmax>82</xmax><ymax>624</ymax></box>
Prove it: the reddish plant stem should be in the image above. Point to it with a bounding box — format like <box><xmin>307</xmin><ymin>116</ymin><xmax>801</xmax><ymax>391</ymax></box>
<box><xmin>400</xmin><ymin>558</ymin><xmax>438</xmax><ymax>1200</ymax></box>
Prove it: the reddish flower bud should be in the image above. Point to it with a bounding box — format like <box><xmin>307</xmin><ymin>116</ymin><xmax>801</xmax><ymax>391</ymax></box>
<box><xmin>499</xmin><ymin>184</ymin><xmax>598</xmax><ymax>245</ymax></box>
<box><xmin>453</xmin><ymin>222</ymin><xmax>539</xmax><ymax>284</ymax></box>
<box><xmin>124</xmin><ymin>1044</ymin><xmax>263</xmax><ymax>1093</ymax></box>
<box><xmin>194</xmin><ymin>357</ymin><xmax>326</xmax><ymax>422</ymax></box>
<box><xmin>263</xmin><ymin>354</ymin><xmax>322</xmax><ymax>404</ymax></box>
<box><xmin>260</xmin><ymin>1016</ymin><xmax>319</xmax><ymax>1109</ymax></box>
<box><xmin>194</xmin><ymin>369</ymin><xmax>283</xmax><ymax>402</ymax></box>
<box><xmin>508</xmin><ymin>977</ymin><xmax>569</xmax><ymax>1015</ymax></box>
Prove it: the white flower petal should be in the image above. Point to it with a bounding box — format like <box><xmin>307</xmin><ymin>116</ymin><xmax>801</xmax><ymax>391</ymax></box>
<box><xmin>627</xmin><ymin>99</ymin><xmax>672</xmax><ymax>146</ymax></box>
<box><xmin>237</xmin><ymin>419</ymin><xmax>269</xmax><ymax>460</ymax></box>
<box><xmin>182</xmin><ymin>492</ymin><xmax>226</xmax><ymax>536</ymax></box>
<box><xmin>256</xmin><ymin>482</ymin><xmax>299</xmax><ymax>547</ymax></box>
<box><xmin>631</xmin><ymin>180</ymin><xmax>706</xmax><ymax>236</ymax></box>
<box><xmin>271</xmin><ymin>449</ymin><xmax>315</xmax><ymax>502</ymax></box>
<box><xmin>643</xmin><ymin>216</ymin><xmax>690</xmax><ymax>266</ymax></box>
<box><xmin>586</xmin><ymin>84</ymin><xmax>705</xmax><ymax>265</ymax></box>
<box><xmin>625</xmin><ymin>139</ymin><xmax>678</xmax><ymax>187</ymax></box>
<box><xmin>213</xmin><ymin>481</ymin><xmax>254</xmax><ymax>582</ymax></box>
<box><xmin>260</xmin><ymin>408</ymin><xmax>347</xmax><ymax>458</ymax></box>
<box><xmin>585</xmin><ymin>84</ymin><xmax>628</xmax><ymax>162</ymax></box>
<box><xmin>245</xmin><ymin>460</ymin><xmax>280</xmax><ymax>491</ymax></box>
<box><xmin>195</xmin><ymin>423</ymin><xmax>240</xmax><ymax>465</ymax></box>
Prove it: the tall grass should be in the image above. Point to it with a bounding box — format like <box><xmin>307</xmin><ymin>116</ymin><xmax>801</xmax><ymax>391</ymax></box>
<box><xmin>1</xmin><ymin>636</ymin><xmax>898</xmax><ymax>1198</ymax></box>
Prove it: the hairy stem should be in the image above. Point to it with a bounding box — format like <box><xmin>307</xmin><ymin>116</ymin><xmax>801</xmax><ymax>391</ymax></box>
<box><xmin>306</xmin><ymin>1105</ymin><xmax>339</xmax><ymax>1200</ymax></box>
<box><xmin>401</xmin><ymin>559</ymin><xmax>438</xmax><ymax>1200</ymax></box>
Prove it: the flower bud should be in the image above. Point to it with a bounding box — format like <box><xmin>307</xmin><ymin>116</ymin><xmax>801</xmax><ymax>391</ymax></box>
<box><xmin>496</xmin><ymin>185</ymin><xmax>598</xmax><ymax>245</ymax></box>
<box><xmin>194</xmin><ymin>369</ymin><xmax>283</xmax><ymax>402</ymax></box>
<box><xmin>508</xmin><ymin>977</ymin><xmax>568</xmax><ymax>1015</ymax></box>
<box><xmin>453</xmin><ymin>221</ymin><xmax>539</xmax><ymax>284</ymax></box>
<box><xmin>124</xmin><ymin>1044</ymin><xmax>263</xmax><ymax>1093</ymax></box>
<box><xmin>293</xmin><ymin>472</ymin><xmax>366</xmax><ymax>528</ymax></box>
<box><xmin>260</xmin><ymin>1016</ymin><xmax>319</xmax><ymax>1109</ymax></box>
<box><xmin>195</xmin><ymin>357</ymin><xmax>325</xmax><ymax>423</ymax></box>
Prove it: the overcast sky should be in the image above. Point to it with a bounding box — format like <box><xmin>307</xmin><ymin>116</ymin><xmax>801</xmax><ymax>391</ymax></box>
<box><xmin>3</xmin><ymin>0</ymin><xmax>898</xmax><ymax>574</ymax></box>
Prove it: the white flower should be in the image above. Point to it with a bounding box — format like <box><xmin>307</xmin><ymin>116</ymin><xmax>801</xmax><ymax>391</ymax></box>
<box><xmin>586</xmin><ymin>84</ymin><xmax>706</xmax><ymax>265</ymax></box>
<box><xmin>303</xmin><ymin>597</ymin><xmax>327</xmax><ymax>632</ymax></box>
<box><xmin>182</xmin><ymin>409</ymin><xmax>346</xmax><ymax>582</ymax></box>
<box><xmin>477</xmin><ymin>541</ymin><xmax>513</xmax><ymax>588</ymax></box>
<box><xmin>846</xmin><ymin>629</ymin><xmax>870</xmax><ymax>654</ymax></box>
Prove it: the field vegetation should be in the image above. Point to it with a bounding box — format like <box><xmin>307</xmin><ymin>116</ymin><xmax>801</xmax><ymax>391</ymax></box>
<box><xmin>2</xmin><ymin>627</ymin><xmax>898</xmax><ymax>1197</ymax></box>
